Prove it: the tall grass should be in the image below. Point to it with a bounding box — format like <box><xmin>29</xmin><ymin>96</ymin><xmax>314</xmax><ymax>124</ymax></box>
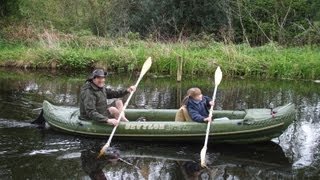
<box><xmin>0</xmin><ymin>33</ymin><xmax>319</xmax><ymax>80</ymax></box>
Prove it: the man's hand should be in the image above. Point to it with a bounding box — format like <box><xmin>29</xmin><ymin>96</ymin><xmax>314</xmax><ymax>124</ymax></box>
<box><xmin>127</xmin><ymin>85</ymin><xmax>136</xmax><ymax>93</ymax></box>
<box><xmin>107</xmin><ymin>118</ymin><xmax>119</xmax><ymax>126</ymax></box>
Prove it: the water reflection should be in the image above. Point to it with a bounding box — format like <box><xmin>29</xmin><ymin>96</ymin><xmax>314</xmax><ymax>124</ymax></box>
<box><xmin>276</xmin><ymin>98</ymin><xmax>320</xmax><ymax>177</ymax></box>
<box><xmin>80</xmin><ymin>139</ymin><xmax>120</xmax><ymax>180</ymax></box>
<box><xmin>2</xmin><ymin>68</ymin><xmax>315</xmax><ymax>112</ymax></box>
<box><xmin>179</xmin><ymin>161</ymin><xmax>203</xmax><ymax>180</ymax></box>
<box><xmin>0</xmin><ymin>68</ymin><xmax>320</xmax><ymax>179</ymax></box>
<box><xmin>96</xmin><ymin>142</ymin><xmax>292</xmax><ymax>179</ymax></box>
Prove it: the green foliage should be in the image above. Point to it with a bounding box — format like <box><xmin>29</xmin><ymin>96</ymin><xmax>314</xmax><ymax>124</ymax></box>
<box><xmin>1</xmin><ymin>40</ymin><xmax>320</xmax><ymax>80</ymax></box>
<box><xmin>233</xmin><ymin>0</ymin><xmax>320</xmax><ymax>45</ymax></box>
<box><xmin>1</xmin><ymin>0</ymin><xmax>320</xmax><ymax>79</ymax></box>
<box><xmin>0</xmin><ymin>0</ymin><xmax>20</xmax><ymax>18</ymax></box>
<box><xmin>0</xmin><ymin>42</ymin><xmax>25</xmax><ymax>61</ymax></box>
<box><xmin>2</xmin><ymin>0</ymin><xmax>320</xmax><ymax>45</ymax></box>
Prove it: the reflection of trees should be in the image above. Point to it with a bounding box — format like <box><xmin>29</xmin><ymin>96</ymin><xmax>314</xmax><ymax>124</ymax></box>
<box><xmin>3</xmin><ymin>72</ymin><xmax>319</xmax><ymax>111</ymax></box>
<box><xmin>0</xmin><ymin>78</ymin><xmax>42</xmax><ymax>119</ymax></box>
<box><xmin>0</xmin><ymin>78</ymin><xmax>79</xmax><ymax>106</ymax></box>
<box><xmin>217</xmin><ymin>81</ymin><xmax>295</xmax><ymax>110</ymax></box>
<box><xmin>34</xmin><ymin>80</ymin><xmax>79</xmax><ymax>106</ymax></box>
<box><xmin>102</xmin><ymin>156</ymin><xmax>294</xmax><ymax>179</ymax></box>
<box><xmin>133</xmin><ymin>86</ymin><xmax>175</xmax><ymax>109</ymax></box>
<box><xmin>98</xmin><ymin>142</ymin><xmax>293</xmax><ymax>179</ymax></box>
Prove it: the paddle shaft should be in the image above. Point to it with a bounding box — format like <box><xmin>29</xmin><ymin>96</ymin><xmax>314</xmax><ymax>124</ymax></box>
<box><xmin>203</xmin><ymin>84</ymin><xmax>218</xmax><ymax>148</ymax></box>
<box><xmin>201</xmin><ymin>66</ymin><xmax>222</xmax><ymax>167</ymax></box>
<box><xmin>99</xmin><ymin>57</ymin><xmax>152</xmax><ymax>155</ymax></box>
<box><xmin>105</xmin><ymin>77</ymin><xmax>143</xmax><ymax>147</ymax></box>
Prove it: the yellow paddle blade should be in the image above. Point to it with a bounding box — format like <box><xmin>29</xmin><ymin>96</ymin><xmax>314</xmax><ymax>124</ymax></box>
<box><xmin>200</xmin><ymin>146</ymin><xmax>207</xmax><ymax>167</ymax></box>
<box><xmin>214</xmin><ymin>66</ymin><xmax>222</xmax><ymax>86</ymax></box>
<box><xmin>97</xmin><ymin>144</ymin><xmax>108</xmax><ymax>158</ymax></box>
<box><xmin>97</xmin><ymin>150</ymin><xmax>104</xmax><ymax>159</ymax></box>
<box><xmin>139</xmin><ymin>57</ymin><xmax>152</xmax><ymax>79</ymax></box>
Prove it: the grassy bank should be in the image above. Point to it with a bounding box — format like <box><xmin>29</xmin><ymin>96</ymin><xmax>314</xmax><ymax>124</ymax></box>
<box><xmin>0</xmin><ymin>37</ymin><xmax>319</xmax><ymax>80</ymax></box>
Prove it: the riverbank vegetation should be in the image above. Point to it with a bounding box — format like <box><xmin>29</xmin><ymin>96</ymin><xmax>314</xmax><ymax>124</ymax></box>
<box><xmin>0</xmin><ymin>0</ymin><xmax>320</xmax><ymax>79</ymax></box>
<box><xmin>1</xmin><ymin>38</ymin><xmax>320</xmax><ymax>79</ymax></box>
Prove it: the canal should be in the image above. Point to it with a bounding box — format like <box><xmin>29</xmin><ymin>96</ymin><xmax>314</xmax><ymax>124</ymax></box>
<box><xmin>0</xmin><ymin>68</ymin><xmax>319</xmax><ymax>179</ymax></box>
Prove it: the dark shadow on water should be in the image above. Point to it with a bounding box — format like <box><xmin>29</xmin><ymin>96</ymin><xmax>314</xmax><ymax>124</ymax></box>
<box><xmin>94</xmin><ymin>141</ymin><xmax>293</xmax><ymax>179</ymax></box>
<box><xmin>207</xmin><ymin>141</ymin><xmax>291</xmax><ymax>167</ymax></box>
<box><xmin>80</xmin><ymin>139</ymin><xmax>120</xmax><ymax>180</ymax></box>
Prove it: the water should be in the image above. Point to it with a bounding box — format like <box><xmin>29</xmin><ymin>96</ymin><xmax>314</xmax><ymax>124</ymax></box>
<box><xmin>0</xmin><ymin>68</ymin><xmax>319</xmax><ymax>179</ymax></box>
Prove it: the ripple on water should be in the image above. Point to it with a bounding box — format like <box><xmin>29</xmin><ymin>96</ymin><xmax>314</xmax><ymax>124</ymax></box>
<box><xmin>57</xmin><ymin>152</ymin><xmax>81</xmax><ymax>160</ymax></box>
<box><xmin>0</xmin><ymin>151</ymin><xmax>7</xmax><ymax>155</ymax></box>
<box><xmin>0</xmin><ymin>119</ymin><xmax>33</xmax><ymax>128</ymax></box>
<box><xmin>27</xmin><ymin>148</ymin><xmax>69</xmax><ymax>156</ymax></box>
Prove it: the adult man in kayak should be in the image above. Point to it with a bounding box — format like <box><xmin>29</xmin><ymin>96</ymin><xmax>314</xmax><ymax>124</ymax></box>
<box><xmin>80</xmin><ymin>69</ymin><xmax>136</xmax><ymax>126</ymax></box>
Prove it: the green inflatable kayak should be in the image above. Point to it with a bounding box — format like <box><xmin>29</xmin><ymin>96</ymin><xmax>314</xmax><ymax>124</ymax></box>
<box><xmin>42</xmin><ymin>100</ymin><xmax>295</xmax><ymax>143</ymax></box>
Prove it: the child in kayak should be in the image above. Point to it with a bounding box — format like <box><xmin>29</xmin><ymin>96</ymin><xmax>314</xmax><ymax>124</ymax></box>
<box><xmin>182</xmin><ymin>87</ymin><xmax>214</xmax><ymax>123</ymax></box>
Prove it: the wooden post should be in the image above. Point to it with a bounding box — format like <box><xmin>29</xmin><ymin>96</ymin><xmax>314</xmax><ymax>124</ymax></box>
<box><xmin>177</xmin><ymin>57</ymin><xmax>183</xmax><ymax>82</ymax></box>
<box><xmin>176</xmin><ymin>82</ymin><xmax>182</xmax><ymax>108</ymax></box>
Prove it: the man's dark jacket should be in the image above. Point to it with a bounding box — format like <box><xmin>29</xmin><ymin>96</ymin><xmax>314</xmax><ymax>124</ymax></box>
<box><xmin>79</xmin><ymin>81</ymin><xmax>129</xmax><ymax>122</ymax></box>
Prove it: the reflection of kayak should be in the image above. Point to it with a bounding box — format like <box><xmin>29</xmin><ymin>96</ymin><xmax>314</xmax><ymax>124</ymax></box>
<box><xmin>42</xmin><ymin>100</ymin><xmax>295</xmax><ymax>143</ymax></box>
<box><xmin>103</xmin><ymin>141</ymin><xmax>291</xmax><ymax>180</ymax></box>
<box><xmin>97</xmin><ymin>142</ymin><xmax>291</xmax><ymax>179</ymax></box>
<box><xmin>117</xmin><ymin>141</ymin><xmax>291</xmax><ymax>167</ymax></box>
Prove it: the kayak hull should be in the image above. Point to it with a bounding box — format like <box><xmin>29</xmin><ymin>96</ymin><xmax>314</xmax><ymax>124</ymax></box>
<box><xmin>43</xmin><ymin>100</ymin><xmax>295</xmax><ymax>144</ymax></box>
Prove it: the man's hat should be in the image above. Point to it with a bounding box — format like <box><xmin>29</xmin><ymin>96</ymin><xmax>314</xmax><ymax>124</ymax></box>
<box><xmin>87</xmin><ymin>69</ymin><xmax>108</xmax><ymax>81</ymax></box>
<box><xmin>92</xmin><ymin>69</ymin><xmax>108</xmax><ymax>78</ymax></box>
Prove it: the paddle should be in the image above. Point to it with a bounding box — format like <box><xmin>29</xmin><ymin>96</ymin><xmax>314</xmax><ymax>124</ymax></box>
<box><xmin>98</xmin><ymin>57</ymin><xmax>152</xmax><ymax>158</ymax></box>
<box><xmin>200</xmin><ymin>66</ymin><xmax>222</xmax><ymax>168</ymax></box>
